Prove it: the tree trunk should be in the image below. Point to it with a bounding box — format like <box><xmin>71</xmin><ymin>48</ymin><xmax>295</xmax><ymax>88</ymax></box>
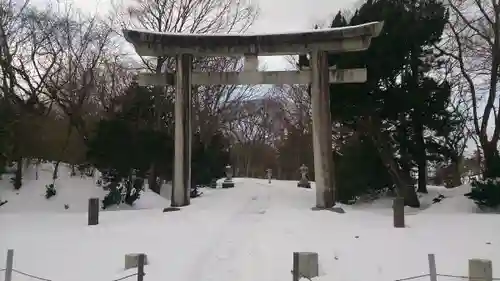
<box><xmin>53</xmin><ymin>125</ymin><xmax>73</xmax><ymax>181</ymax></box>
<box><xmin>397</xmin><ymin>116</ymin><xmax>414</xmax><ymax>184</ymax></box>
<box><xmin>11</xmin><ymin>137</ymin><xmax>22</xmax><ymax>189</ymax></box>
<box><xmin>14</xmin><ymin>157</ymin><xmax>22</xmax><ymax>190</ymax></box>
<box><xmin>449</xmin><ymin>155</ymin><xmax>462</xmax><ymax>187</ymax></box>
<box><xmin>414</xmin><ymin>120</ymin><xmax>427</xmax><ymax>193</ymax></box>
<box><xmin>148</xmin><ymin>163</ymin><xmax>160</xmax><ymax>194</ymax></box>
<box><xmin>35</xmin><ymin>159</ymin><xmax>40</xmax><ymax>180</ymax></box>
<box><xmin>482</xmin><ymin>141</ymin><xmax>500</xmax><ymax>179</ymax></box>
<box><xmin>52</xmin><ymin>161</ymin><xmax>61</xmax><ymax>182</ymax></box>
<box><xmin>366</xmin><ymin>118</ymin><xmax>420</xmax><ymax>207</ymax></box>
<box><xmin>375</xmin><ymin>139</ymin><xmax>420</xmax><ymax>207</ymax></box>
<box><xmin>70</xmin><ymin>164</ymin><xmax>76</xmax><ymax>176</ymax></box>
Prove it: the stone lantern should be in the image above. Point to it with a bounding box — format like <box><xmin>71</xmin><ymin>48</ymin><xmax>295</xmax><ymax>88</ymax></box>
<box><xmin>222</xmin><ymin>165</ymin><xmax>235</xmax><ymax>188</ymax></box>
<box><xmin>297</xmin><ymin>164</ymin><xmax>311</xmax><ymax>188</ymax></box>
<box><xmin>266</xmin><ymin>168</ymin><xmax>272</xmax><ymax>184</ymax></box>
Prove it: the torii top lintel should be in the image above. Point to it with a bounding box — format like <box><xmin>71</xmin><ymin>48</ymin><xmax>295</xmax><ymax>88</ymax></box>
<box><xmin>123</xmin><ymin>21</ymin><xmax>384</xmax><ymax>57</ymax></box>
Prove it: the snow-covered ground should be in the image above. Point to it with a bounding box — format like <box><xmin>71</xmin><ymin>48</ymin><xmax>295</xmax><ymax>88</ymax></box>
<box><xmin>0</xmin><ymin>163</ymin><xmax>168</xmax><ymax>213</ymax></box>
<box><xmin>0</xmin><ymin>166</ymin><xmax>498</xmax><ymax>281</ymax></box>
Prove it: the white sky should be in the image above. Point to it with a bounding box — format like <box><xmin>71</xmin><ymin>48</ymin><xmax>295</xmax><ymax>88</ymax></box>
<box><xmin>35</xmin><ymin>0</ymin><xmax>358</xmax><ymax>70</ymax></box>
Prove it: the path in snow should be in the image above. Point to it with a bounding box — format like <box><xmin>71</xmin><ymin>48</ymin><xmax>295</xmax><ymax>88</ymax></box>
<box><xmin>186</xmin><ymin>182</ymin><xmax>272</xmax><ymax>281</ymax></box>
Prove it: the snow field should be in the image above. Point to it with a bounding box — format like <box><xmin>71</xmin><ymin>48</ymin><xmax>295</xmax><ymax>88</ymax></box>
<box><xmin>0</xmin><ymin>167</ymin><xmax>498</xmax><ymax>281</ymax></box>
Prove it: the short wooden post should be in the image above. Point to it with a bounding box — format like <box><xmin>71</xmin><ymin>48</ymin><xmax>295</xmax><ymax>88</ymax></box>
<box><xmin>393</xmin><ymin>197</ymin><xmax>405</xmax><ymax>228</ymax></box>
<box><xmin>137</xmin><ymin>253</ymin><xmax>145</xmax><ymax>281</ymax></box>
<box><xmin>428</xmin><ymin>254</ymin><xmax>437</xmax><ymax>281</ymax></box>
<box><xmin>88</xmin><ymin>198</ymin><xmax>99</xmax><ymax>225</ymax></box>
<box><xmin>469</xmin><ymin>259</ymin><xmax>492</xmax><ymax>281</ymax></box>
<box><xmin>5</xmin><ymin>249</ymin><xmax>13</xmax><ymax>281</ymax></box>
<box><xmin>292</xmin><ymin>252</ymin><xmax>299</xmax><ymax>281</ymax></box>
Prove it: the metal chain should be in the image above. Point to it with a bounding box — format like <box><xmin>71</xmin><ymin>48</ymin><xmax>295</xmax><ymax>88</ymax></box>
<box><xmin>395</xmin><ymin>273</ymin><xmax>431</xmax><ymax>281</ymax></box>
<box><xmin>437</xmin><ymin>274</ymin><xmax>500</xmax><ymax>280</ymax></box>
<box><xmin>110</xmin><ymin>273</ymin><xmax>139</xmax><ymax>281</ymax></box>
<box><xmin>11</xmin><ymin>269</ymin><xmax>52</xmax><ymax>281</ymax></box>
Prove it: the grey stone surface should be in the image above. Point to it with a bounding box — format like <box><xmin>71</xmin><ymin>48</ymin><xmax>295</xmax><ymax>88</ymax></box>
<box><xmin>311</xmin><ymin>206</ymin><xmax>346</xmax><ymax>213</ymax></box>
<box><xmin>266</xmin><ymin>168</ymin><xmax>272</xmax><ymax>183</ymax></box>
<box><xmin>295</xmin><ymin>252</ymin><xmax>319</xmax><ymax>279</ymax></box>
<box><xmin>222</xmin><ymin>165</ymin><xmax>235</xmax><ymax>188</ymax></box>
<box><xmin>125</xmin><ymin>253</ymin><xmax>149</xmax><ymax>270</ymax></box>
<box><xmin>469</xmin><ymin>259</ymin><xmax>492</xmax><ymax>281</ymax></box>
<box><xmin>88</xmin><ymin>198</ymin><xmax>99</xmax><ymax>226</ymax></box>
<box><xmin>222</xmin><ymin>180</ymin><xmax>235</xmax><ymax>188</ymax></box>
<box><xmin>393</xmin><ymin>197</ymin><xmax>405</xmax><ymax>228</ymax></box>
<box><xmin>163</xmin><ymin>207</ymin><xmax>181</xmax><ymax>212</ymax></box>
<box><xmin>123</xmin><ymin>22</ymin><xmax>384</xmax><ymax>56</ymax></box>
<box><xmin>225</xmin><ymin>165</ymin><xmax>233</xmax><ymax>180</ymax></box>
<box><xmin>297</xmin><ymin>164</ymin><xmax>311</xmax><ymax>188</ymax></box>
<box><xmin>172</xmin><ymin>54</ymin><xmax>193</xmax><ymax>208</ymax></box>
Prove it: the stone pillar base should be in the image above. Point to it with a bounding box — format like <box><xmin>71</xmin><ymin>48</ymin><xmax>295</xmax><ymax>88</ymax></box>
<box><xmin>297</xmin><ymin>180</ymin><xmax>311</xmax><ymax>188</ymax></box>
<box><xmin>222</xmin><ymin>179</ymin><xmax>235</xmax><ymax>188</ymax></box>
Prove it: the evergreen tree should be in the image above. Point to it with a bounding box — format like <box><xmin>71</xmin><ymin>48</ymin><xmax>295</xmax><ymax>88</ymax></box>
<box><xmin>87</xmin><ymin>81</ymin><xmax>175</xmax><ymax>207</ymax></box>
<box><xmin>335</xmin><ymin>135</ymin><xmax>393</xmax><ymax>203</ymax></box>
<box><xmin>0</xmin><ymin>98</ymin><xmax>14</xmax><ymax>176</ymax></box>
<box><xmin>192</xmin><ymin>131</ymin><xmax>231</xmax><ymax>185</ymax></box>
<box><xmin>300</xmin><ymin>0</ymin><xmax>453</xmax><ymax>206</ymax></box>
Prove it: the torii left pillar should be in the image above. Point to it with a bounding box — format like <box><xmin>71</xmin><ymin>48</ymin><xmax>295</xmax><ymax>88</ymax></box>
<box><xmin>171</xmin><ymin>54</ymin><xmax>193</xmax><ymax>207</ymax></box>
<box><xmin>310</xmin><ymin>51</ymin><xmax>335</xmax><ymax>209</ymax></box>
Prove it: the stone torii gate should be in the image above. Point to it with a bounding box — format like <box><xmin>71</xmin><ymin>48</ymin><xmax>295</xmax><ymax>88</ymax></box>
<box><xmin>123</xmin><ymin>21</ymin><xmax>383</xmax><ymax>209</ymax></box>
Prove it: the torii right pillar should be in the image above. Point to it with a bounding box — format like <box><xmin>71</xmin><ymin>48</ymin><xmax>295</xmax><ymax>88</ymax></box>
<box><xmin>310</xmin><ymin>51</ymin><xmax>335</xmax><ymax>209</ymax></box>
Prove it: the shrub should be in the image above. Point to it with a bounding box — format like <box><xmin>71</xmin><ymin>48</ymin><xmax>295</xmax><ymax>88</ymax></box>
<box><xmin>102</xmin><ymin>177</ymin><xmax>144</xmax><ymax>209</ymax></box>
<box><xmin>334</xmin><ymin>137</ymin><xmax>394</xmax><ymax>204</ymax></box>
<box><xmin>465</xmin><ymin>178</ymin><xmax>500</xmax><ymax>208</ymax></box>
<box><xmin>45</xmin><ymin>184</ymin><xmax>57</xmax><ymax>199</ymax></box>
<box><xmin>102</xmin><ymin>184</ymin><xmax>122</xmax><ymax>209</ymax></box>
<box><xmin>123</xmin><ymin>178</ymin><xmax>144</xmax><ymax>206</ymax></box>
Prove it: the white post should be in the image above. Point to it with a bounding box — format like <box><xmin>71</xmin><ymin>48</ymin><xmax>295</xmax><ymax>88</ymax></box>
<box><xmin>5</xmin><ymin>249</ymin><xmax>13</xmax><ymax>281</ymax></box>
<box><xmin>292</xmin><ymin>252</ymin><xmax>319</xmax><ymax>280</ymax></box>
<box><xmin>428</xmin><ymin>254</ymin><xmax>437</xmax><ymax>281</ymax></box>
<box><xmin>469</xmin><ymin>259</ymin><xmax>492</xmax><ymax>281</ymax></box>
<box><xmin>172</xmin><ymin>54</ymin><xmax>193</xmax><ymax>207</ymax></box>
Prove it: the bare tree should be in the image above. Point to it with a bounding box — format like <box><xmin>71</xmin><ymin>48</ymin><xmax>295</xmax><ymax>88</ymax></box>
<box><xmin>0</xmin><ymin>0</ymin><xmax>68</xmax><ymax>188</ymax></box>
<box><xmin>114</xmin><ymin>0</ymin><xmax>259</xmax><ymax>191</ymax></box>
<box><xmin>44</xmin><ymin>6</ymin><xmax>116</xmax><ymax>180</ymax></box>
<box><xmin>226</xmin><ymin>95</ymin><xmax>288</xmax><ymax>177</ymax></box>
<box><xmin>272</xmin><ymin>85</ymin><xmax>311</xmax><ymax>131</ymax></box>
<box><xmin>435</xmin><ymin>0</ymin><xmax>500</xmax><ymax>177</ymax></box>
<box><xmin>93</xmin><ymin>54</ymin><xmax>137</xmax><ymax>118</ymax></box>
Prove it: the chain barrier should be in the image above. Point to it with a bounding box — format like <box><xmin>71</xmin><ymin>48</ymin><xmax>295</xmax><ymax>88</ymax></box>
<box><xmin>436</xmin><ymin>274</ymin><xmax>500</xmax><ymax>280</ymax></box>
<box><xmin>111</xmin><ymin>273</ymin><xmax>139</xmax><ymax>281</ymax></box>
<box><xmin>394</xmin><ymin>273</ymin><xmax>500</xmax><ymax>281</ymax></box>
<box><xmin>396</xmin><ymin>273</ymin><xmax>431</xmax><ymax>281</ymax></box>
<box><xmin>0</xmin><ymin>268</ymin><xmax>139</xmax><ymax>281</ymax></box>
<box><xmin>11</xmin><ymin>269</ymin><xmax>52</xmax><ymax>281</ymax></box>
<box><xmin>3</xmin><ymin>266</ymin><xmax>500</xmax><ymax>281</ymax></box>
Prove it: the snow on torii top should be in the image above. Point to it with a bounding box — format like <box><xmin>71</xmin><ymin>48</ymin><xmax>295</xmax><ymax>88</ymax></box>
<box><xmin>123</xmin><ymin>21</ymin><xmax>384</xmax><ymax>56</ymax></box>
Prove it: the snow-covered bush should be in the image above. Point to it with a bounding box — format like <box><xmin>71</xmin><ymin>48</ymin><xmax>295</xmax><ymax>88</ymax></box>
<box><xmin>102</xmin><ymin>176</ymin><xmax>144</xmax><ymax>209</ymax></box>
<box><xmin>123</xmin><ymin>178</ymin><xmax>144</xmax><ymax>205</ymax></box>
<box><xmin>465</xmin><ymin>178</ymin><xmax>500</xmax><ymax>208</ymax></box>
<box><xmin>102</xmin><ymin>183</ymin><xmax>122</xmax><ymax>209</ymax></box>
<box><xmin>45</xmin><ymin>183</ymin><xmax>57</xmax><ymax>199</ymax></box>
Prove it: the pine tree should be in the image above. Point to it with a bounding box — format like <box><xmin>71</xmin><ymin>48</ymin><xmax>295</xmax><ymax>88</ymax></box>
<box><xmin>300</xmin><ymin>0</ymin><xmax>453</xmax><ymax>206</ymax></box>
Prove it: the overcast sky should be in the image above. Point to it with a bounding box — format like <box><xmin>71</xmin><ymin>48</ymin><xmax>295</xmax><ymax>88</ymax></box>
<box><xmin>36</xmin><ymin>0</ymin><xmax>359</xmax><ymax>70</ymax></box>
<box><xmin>250</xmin><ymin>0</ymin><xmax>359</xmax><ymax>69</ymax></box>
